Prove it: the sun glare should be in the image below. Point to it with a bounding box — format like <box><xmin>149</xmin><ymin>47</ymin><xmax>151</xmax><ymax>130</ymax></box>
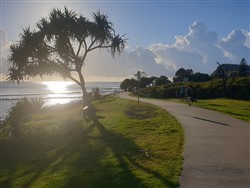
<box><xmin>42</xmin><ymin>81</ymin><xmax>75</xmax><ymax>105</ymax></box>
<box><xmin>43</xmin><ymin>81</ymin><xmax>73</xmax><ymax>94</ymax></box>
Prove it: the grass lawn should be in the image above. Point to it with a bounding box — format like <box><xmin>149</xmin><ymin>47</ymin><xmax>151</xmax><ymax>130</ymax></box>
<box><xmin>192</xmin><ymin>98</ymin><xmax>250</xmax><ymax>123</ymax></box>
<box><xmin>0</xmin><ymin>95</ymin><xmax>184</xmax><ymax>188</ymax></box>
<box><xmin>166</xmin><ymin>97</ymin><xmax>250</xmax><ymax>123</ymax></box>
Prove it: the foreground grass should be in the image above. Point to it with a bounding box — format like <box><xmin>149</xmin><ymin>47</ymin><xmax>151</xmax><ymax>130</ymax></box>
<box><xmin>0</xmin><ymin>95</ymin><xmax>184</xmax><ymax>188</ymax></box>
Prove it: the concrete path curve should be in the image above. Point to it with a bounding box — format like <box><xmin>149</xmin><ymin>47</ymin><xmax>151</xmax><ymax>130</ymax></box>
<box><xmin>119</xmin><ymin>92</ymin><xmax>250</xmax><ymax>188</ymax></box>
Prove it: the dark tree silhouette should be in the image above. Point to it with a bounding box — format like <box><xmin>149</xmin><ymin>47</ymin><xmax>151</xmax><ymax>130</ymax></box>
<box><xmin>120</xmin><ymin>78</ymin><xmax>137</xmax><ymax>91</ymax></box>
<box><xmin>154</xmin><ymin>76</ymin><xmax>171</xmax><ymax>86</ymax></box>
<box><xmin>216</xmin><ymin>62</ymin><xmax>237</xmax><ymax>97</ymax></box>
<box><xmin>173</xmin><ymin>68</ymin><xmax>193</xmax><ymax>82</ymax></box>
<box><xmin>8</xmin><ymin>7</ymin><xmax>126</xmax><ymax>109</ymax></box>
<box><xmin>190</xmin><ymin>72</ymin><xmax>211</xmax><ymax>82</ymax></box>
<box><xmin>139</xmin><ymin>77</ymin><xmax>156</xmax><ymax>88</ymax></box>
<box><xmin>238</xmin><ymin>58</ymin><xmax>249</xmax><ymax>77</ymax></box>
<box><xmin>175</xmin><ymin>68</ymin><xmax>186</xmax><ymax>77</ymax></box>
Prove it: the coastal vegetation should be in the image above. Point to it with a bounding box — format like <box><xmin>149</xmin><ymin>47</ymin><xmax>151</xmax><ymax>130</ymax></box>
<box><xmin>2</xmin><ymin>98</ymin><xmax>45</xmax><ymax>138</ymax></box>
<box><xmin>0</xmin><ymin>95</ymin><xmax>184</xmax><ymax>187</ymax></box>
<box><xmin>119</xmin><ymin>60</ymin><xmax>250</xmax><ymax>122</ymax></box>
<box><xmin>127</xmin><ymin>76</ymin><xmax>250</xmax><ymax>100</ymax></box>
<box><xmin>121</xmin><ymin>58</ymin><xmax>250</xmax><ymax>100</ymax></box>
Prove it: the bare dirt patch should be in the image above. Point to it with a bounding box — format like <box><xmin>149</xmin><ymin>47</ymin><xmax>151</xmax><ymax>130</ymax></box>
<box><xmin>126</xmin><ymin>105</ymin><xmax>156</xmax><ymax>119</ymax></box>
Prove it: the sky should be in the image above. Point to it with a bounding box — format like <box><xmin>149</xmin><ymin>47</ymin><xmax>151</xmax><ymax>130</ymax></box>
<box><xmin>0</xmin><ymin>0</ymin><xmax>249</xmax><ymax>82</ymax></box>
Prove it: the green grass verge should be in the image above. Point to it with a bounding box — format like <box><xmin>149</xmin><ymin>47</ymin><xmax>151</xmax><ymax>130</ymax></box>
<box><xmin>163</xmin><ymin>97</ymin><xmax>250</xmax><ymax>123</ymax></box>
<box><xmin>192</xmin><ymin>98</ymin><xmax>250</xmax><ymax>123</ymax></box>
<box><xmin>0</xmin><ymin>95</ymin><xmax>184</xmax><ymax>188</ymax></box>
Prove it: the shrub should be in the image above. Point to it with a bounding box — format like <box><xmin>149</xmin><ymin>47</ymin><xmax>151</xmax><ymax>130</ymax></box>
<box><xmin>2</xmin><ymin>98</ymin><xmax>45</xmax><ymax>138</ymax></box>
<box><xmin>138</xmin><ymin>77</ymin><xmax>250</xmax><ymax>100</ymax></box>
<box><xmin>91</xmin><ymin>87</ymin><xmax>102</xmax><ymax>100</ymax></box>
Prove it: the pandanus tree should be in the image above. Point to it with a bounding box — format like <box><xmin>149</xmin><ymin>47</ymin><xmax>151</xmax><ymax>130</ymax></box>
<box><xmin>8</xmin><ymin>7</ymin><xmax>126</xmax><ymax>108</ymax></box>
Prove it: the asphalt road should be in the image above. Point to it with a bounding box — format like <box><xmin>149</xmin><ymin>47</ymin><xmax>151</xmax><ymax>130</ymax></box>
<box><xmin>119</xmin><ymin>92</ymin><xmax>250</xmax><ymax>188</ymax></box>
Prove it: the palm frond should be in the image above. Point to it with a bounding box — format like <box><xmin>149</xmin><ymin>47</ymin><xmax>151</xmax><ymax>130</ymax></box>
<box><xmin>111</xmin><ymin>34</ymin><xmax>127</xmax><ymax>57</ymax></box>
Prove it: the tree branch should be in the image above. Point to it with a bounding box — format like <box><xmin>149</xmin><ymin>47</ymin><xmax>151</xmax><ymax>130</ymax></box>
<box><xmin>80</xmin><ymin>39</ymin><xmax>91</xmax><ymax>67</ymax></box>
<box><xmin>76</xmin><ymin>40</ymin><xmax>83</xmax><ymax>57</ymax></box>
<box><xmin>67</xmin><ymin>39</ymin><xmax>77</xmax><ymax>60</ymax></box>
<box><xmin>88</xmin><ymin>44</ymin><xmax>112</xmax><ymax>52</ymax></box>
<box><xmin>68</xmin><ymin>75</ymin><xmax>81</xmax><ymax>86</ymax></box>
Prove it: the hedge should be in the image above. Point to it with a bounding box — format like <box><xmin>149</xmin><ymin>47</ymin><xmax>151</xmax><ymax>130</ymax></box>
<box><xmin>135</xmin><ymin>77</ymin><xmax>250</xmax><ymax>100</ymax></box>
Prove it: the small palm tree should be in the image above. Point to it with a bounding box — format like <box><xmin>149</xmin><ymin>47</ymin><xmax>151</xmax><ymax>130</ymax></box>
<box><xmin>8</xmin><ymin>7</ymin><xmax>126</xmax><ymax>111</ymax></box>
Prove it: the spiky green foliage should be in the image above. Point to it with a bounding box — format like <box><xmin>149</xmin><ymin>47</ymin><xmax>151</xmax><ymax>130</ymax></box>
<box><xmin>238</xmin><ymin>58</ymin><xmax>249</xmax><ymax>77</ymax></box>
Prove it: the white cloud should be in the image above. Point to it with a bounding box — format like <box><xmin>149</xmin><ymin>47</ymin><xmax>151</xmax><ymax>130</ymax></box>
<box><xmin>220</xmin><ymin>29</ymin><xmax>249</xmax><ymax>62</ymax></box>
<box><xmin>244</xmin><ymin>31</ymin><xmax>250</xmax><ymax>48</ymax></box>
<box><xmin>0</xmin><ymin>29</ymin><xmax>10</xmax><ymax>49</ymax></box>
<box><xmin>0</xmin><ymin>29</ymin><xmax>11</xmax><ymax>80</ymax></box>
<box><xmin>126</xmin><ymin>47</ymin><xmax>170</xmax><ymax>76</ymax></box>
<box><xmin>150</xmin><ymin>44</ymin><xmax>204</xmax><ymax>71</ymax></box>
<box><xmin>83</xmin><ymin>46</ymin><xmax>169</xmax><ymax>79</ymax></box>
<box><xmin>147</xmin><ymin>21</ymin><xmax>249</xmax><ymax>76</ymax></box>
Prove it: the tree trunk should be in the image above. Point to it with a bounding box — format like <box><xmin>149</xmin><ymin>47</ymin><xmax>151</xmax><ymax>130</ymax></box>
<box><xmin>222</xmin><ymin>80</ymin><xmax>226</xmax><ymax>97</ymax></box>
<box><xmin>78</xmin><ymin>71</ymin><xmax>98</xmax><ymax>123</ymax></box>
<box><xmin>78</xmin><ymin>71</ymin><xmax>89</xmax><ymax>106</ymax></box>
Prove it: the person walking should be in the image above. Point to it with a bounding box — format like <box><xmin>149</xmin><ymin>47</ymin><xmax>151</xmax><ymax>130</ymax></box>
<box><xmin>185</xmin><ymin>85</ymin><xmax>192</xmax><ymax>106</ymax></box>
<box><xmin>180</xmin><ymin>86</ymin><xmax>186</xmax><ymax>101</ymax></box>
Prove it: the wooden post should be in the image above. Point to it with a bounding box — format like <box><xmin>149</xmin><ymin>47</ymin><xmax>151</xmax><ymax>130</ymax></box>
<box><xmin>137</xmin><ymin>71</ymin><xmax>140</xmax><ymax>105</ymax></box>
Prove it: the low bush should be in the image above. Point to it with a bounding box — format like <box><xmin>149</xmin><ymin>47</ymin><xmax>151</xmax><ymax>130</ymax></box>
<box><xmin>91</xmin><ymin>87</ymin><xmax>102</xmax><ymax>100</ymax></box>
<box><xmin>2</xmin><ymin>98</ymin><xmax>45</xmax><ymax>138</ymax></box>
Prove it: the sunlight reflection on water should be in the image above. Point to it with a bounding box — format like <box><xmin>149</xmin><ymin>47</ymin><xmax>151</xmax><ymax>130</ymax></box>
<box><xmin>42</xmin><ymin>81</ymin><xmax>73</xmax><ymax>93</ymax></box>
<box><xmin>41</xmin><ymin>81</ymin><xmax>81</xmax><ymax>106</ymax></box>
<box><xmin>1</xmin><ymin>81</ymin><xmax>120</xmax><ymax>120</ymax></box>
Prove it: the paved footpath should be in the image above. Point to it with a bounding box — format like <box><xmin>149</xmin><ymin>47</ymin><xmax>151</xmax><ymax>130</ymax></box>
<box><xmin>119</xmin><ymin>92</ymin><xmax>250</xmax><ymax>188</ymax></box>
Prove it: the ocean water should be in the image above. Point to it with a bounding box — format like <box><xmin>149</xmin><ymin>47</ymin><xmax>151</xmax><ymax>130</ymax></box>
<box><xmin>0</xmin><ymin>81</ymin><xmax>121</xmax><ymax>120</ymax></box>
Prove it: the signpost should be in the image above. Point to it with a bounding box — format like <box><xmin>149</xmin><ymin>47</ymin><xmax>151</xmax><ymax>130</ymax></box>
<box><xmin>135</xmin><ymin>71</ymin><xmax>146</xmax><ymax>104</ymax></box>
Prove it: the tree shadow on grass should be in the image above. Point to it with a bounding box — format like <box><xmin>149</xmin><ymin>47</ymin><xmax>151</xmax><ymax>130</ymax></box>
<box><xmin>79</xmin><ymin>121</ymin><xmax>178</xmax><ymax>188</ymax></box>
<box><xmin>0</xmin><ymin>119</ymin><xmax>93</xmax><ymax>187</ymax></box>
<box><xmin>1</xmin><ymin>111</ymin><xmax>178</xmax><ymax>188</ymax></box>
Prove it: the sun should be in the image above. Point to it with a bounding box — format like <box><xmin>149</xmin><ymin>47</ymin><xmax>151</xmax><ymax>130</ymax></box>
<box><xmin>41</xmin><ymin>81</ymin><xmax>75</xmax><ymax>105</ymax></box>
<box><xmin>42</xmin><ymin>81</ymin><xmax>73</xmax><ymax>94</ymax></box>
